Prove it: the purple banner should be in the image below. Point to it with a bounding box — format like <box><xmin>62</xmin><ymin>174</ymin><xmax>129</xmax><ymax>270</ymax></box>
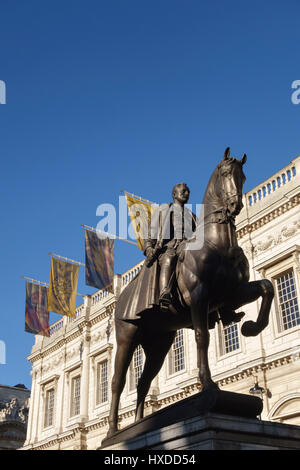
<box><xmin>25</xmin><ymin>282</ymin><xmax>50</xmax><ymax>336</ymax></box>
<box><xmin>85</xmin><ymin>230</ymin><xmax>114</xmax><ymax>291</ymax></box>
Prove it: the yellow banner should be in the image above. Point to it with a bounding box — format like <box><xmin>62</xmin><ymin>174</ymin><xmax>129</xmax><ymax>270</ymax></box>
<box><xmin>125</xmin><ymin>194</ymin><xmax>156</xmax><ymax>251</ymax></box>
<box><xmin>48</xmin><ymin>258</ymin><xmax>79</xmax><ymax>318</ymax></box>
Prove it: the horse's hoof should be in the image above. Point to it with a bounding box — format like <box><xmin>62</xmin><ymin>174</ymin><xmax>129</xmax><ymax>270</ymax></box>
<box><xmin>235</xmin><ymin>311</ymin><xmax>245</xmax><ymax>322</ymax></box>
<box><xmin>241</xmin><ymin>320</ymin><xmax>260</xmax><ymax>337</ymax></box>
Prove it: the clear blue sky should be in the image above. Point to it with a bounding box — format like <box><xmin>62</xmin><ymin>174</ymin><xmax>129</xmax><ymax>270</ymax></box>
<box><xmin>1</xmin><ymin>0</ymin><xmax>300</xmax><ymax>388</ymax></box>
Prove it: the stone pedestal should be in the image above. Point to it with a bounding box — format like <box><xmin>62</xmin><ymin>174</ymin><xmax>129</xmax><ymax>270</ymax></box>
<box><xmin>101</xmin><ymin>412</ymin><xmax>300</xmax><ymax>450</ymax></box>
<box><xmin>100</xmin><ymin>390</ymin><xmax>300</xmax><ymax>450</ymax></box>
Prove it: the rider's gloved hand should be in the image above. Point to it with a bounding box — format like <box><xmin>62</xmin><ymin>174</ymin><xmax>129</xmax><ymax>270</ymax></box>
<box><xmin>146</xmin><ymin>247</ymin><xmax>155</xmax><ymax>260</ymax></box>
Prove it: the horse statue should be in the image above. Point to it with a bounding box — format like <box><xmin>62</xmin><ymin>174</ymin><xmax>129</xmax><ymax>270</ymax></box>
<box><xmin>106</xmin><ymin>147</ymin><xmax>274</xmax><ymax>438</ymax></box>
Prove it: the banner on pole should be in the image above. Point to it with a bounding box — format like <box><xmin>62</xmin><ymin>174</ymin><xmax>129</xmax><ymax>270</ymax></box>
<box><xmin>25</xmin><ymin>282</ymin><xmax>50</xmax><ymax>336</ymax></box>
<box><xmin>48</xmin><ymin>257</ymin><xmax>79</xmax><ymax>318</ymax></box>
<box><xmin>124</xmin><ymin>192</ymin><xmax>156</xmax><ymax>251</ymax></box>
<box><xmin>85</xmin><ymin>229</ymin><xmax>114</xmax><ymax>291</ymax></box>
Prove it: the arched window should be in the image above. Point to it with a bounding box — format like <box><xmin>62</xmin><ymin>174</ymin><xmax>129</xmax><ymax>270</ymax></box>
<box><xmin>269</xmin><ymin>395</ymin><xmax>300</xmax><ymax>425</ymax></box>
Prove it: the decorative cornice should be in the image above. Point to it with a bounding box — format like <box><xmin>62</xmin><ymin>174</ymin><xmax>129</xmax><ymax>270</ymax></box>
<box><xmin>25</xmin><ymin>430</ymin><xmax>76</xmax><ymax>450</ymax></box>
<box><xmin>254</xmin><ymin>244</ymin><xmax>300</xmax><ymax>273</ymax></box>
<box><xmin>85</xmin><ymin>416</ymin><xmax>109</xmax><ymax>432</ymax></box>
<box><xmin>157</xmin><ymin>388</ymin><xmax>195</xmax><ymax>407</ymax></box>
<box><xmin>214</xmin><ymin>354</ymin><xmax>295</xmax><ymax>386</ymax></box>
<box><xmin>90</xmin><ymin>304</ymin><xmax>115</xmax><ymax>326</ymax></box>
<box><xmin>39</xmin><ymin>374</ymin><xmax>60</xmax><ymax>386</ymax></box>
<box><xmin>237</xmin><ymin>192</ymin><xmax>300</xmax><ymax>240</ymax></box>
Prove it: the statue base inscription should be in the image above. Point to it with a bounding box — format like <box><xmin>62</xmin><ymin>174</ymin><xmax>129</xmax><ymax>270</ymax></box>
<box><xmin>100</xmin><ymin>389</ymin><xmax>265</xmax><ymax>449</ymax></box>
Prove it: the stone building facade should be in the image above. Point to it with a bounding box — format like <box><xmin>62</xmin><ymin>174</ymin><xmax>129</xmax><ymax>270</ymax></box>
<box><xmin>22</xmin><ymin>156</ymin><xmax>300</xmax><ymax>450</ymax></box>
<box><xmin>0</xmin><ymin>384</ymin><xmax>30</xmax><ymax>449</ymax></box>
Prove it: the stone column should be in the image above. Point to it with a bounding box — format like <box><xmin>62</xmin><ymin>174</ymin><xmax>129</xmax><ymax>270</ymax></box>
<box><xmin>24</xmin><ymin>369</ymin><xmax>36</xmax><ymax>445</ymax></box>
<box><xmin>78</xmin><ymin>296</ymin><xmax>91</xmax><ymax>422</ymax></box>
<box><xmin>79</xmin><ymin>333</ymin><xmax>91</xmax><ymax>422</ymax></box>
<box><xmin>90</xmin><ymin>356</ymin><xmax>96</xmax><ymax>411</ymax></box>
<box><xmin>57</xmin><ymin>346</ymin><xmax>67</xmax><ymax>434</ymax></box>
<box><xmin>52</xmin><ymin>375</ymin><xmax>60</xmax><ymax>434</ymax></box>
<box><xmin>107</xmin><ymin>344</ymin><xmax>114</xmax><ymax>403</ymax></box>
<box><xmin>33</xmin><ymin>379</ymin><xmax>42</xmax><ymax>442</ymax></box>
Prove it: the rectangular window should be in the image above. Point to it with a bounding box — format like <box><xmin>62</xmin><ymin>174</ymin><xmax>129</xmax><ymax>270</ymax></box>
<box><xmin>169</xmin><ymin>329</ymin><xmax>185</xmax><ymax>375</ymax></box>
<box><xmin>71</xmin><ymin>376</ymin><xmax>81</xmax><ymax>417</ymax></box>
<box><xmin>276</xmin><ymin>269</ymin><xmax>300</xmax><ymax>331</ymax></box>
<box><xmin>222</xmin><ymin>322</ymin><xmax>240</xmax><ymax>354</ymax></box>
<box><xmin>97</xmin><ymin>360</ymin><xmax>108</xmax><ymax>404</ymax></box>
<box><xmin>44</xmin><ymin>388</ymin><xmax>55</xmax><ymax>428</ymax></box>
<box><xmin>129</xmin><ymin>345</ymin><xmax>143</xmax><ymax>391</ymax></box>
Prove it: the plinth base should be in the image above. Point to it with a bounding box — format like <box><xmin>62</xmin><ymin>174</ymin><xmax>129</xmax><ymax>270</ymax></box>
<box><xmin>100</xmin><ymin>411</ymin><xmax>300</xmax><ymax>450</ymax></box>
<box><xmin>100</xmin><ymin>389</ymin><xmax>267</xmax><ymax>449</ymax></box>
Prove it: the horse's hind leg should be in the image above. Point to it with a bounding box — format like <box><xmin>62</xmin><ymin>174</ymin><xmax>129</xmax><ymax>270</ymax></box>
<box><xmin>107</xmin><ymin>320</ymin><xmax>139</xmax><ymax>437</ymax></box>
<box><xmin>135</xmin><ymin>331</ymin><xmax>176</xmax><ymax>421</ymax></box>
<box><xmin>232</xmin><ymin>280</ymin><xmax>274</xmax><ymax>337</ymax></box>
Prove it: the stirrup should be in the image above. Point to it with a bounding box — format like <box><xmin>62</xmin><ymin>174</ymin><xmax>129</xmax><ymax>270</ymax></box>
<box><xmin>159</xmin><ymin>292</ymin><xmax>172</xmax><ymax>311</ymax></box>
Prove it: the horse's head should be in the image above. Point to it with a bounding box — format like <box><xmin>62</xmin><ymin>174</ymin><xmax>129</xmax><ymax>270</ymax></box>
<box><xmin>216</xmin><ymin>147</ymin><xmax>247</xmax><ymax>217</ymax></box>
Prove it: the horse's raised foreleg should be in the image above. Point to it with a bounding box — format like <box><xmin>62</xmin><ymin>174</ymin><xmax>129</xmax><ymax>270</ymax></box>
<box><xmin>232</xmin><ymin>280</ymin><xmax>274</xmax><ymax>337</ymax></box>
<box><xmin>191</xmin><ymin>283</ymin><xmax>218</xmax><ymax>390</ymax></box>
<box><xmin>135</xmin><ymin>331</ymin><xmax>176</xmax><ymax>421</ymax></box>
<box><xmin>107</xmin><ymin>320</ymin><xmax>139</xmax><ymax>437</ymax></box>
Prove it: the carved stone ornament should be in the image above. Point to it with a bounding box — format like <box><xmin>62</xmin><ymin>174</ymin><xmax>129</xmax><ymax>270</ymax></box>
<box><xmin>253</xmin><ymin>217</ymin><xmax>300</xmax><ymax>255</ymax></box>
<box><xmin>0</xmin><ymin>398</ymin><xmax>29</xmax><ymax>424</ymax></box>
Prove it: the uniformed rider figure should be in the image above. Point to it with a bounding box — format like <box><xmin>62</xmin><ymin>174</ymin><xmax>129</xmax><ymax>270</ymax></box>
<box><xmin>143</xmin><ymin>183</ymin><xmax>197</xmax><ymax>310</ymax></box>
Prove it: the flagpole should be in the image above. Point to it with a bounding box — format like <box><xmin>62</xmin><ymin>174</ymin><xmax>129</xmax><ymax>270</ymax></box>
<box><xmin>121</xmin><ymin>189</ymin><xmax>158</xmax><ymax>206</ymax></box>
<box><xmin>21</xmin><ymin>276</ymin><xmax>48</xmax><ymax>287</ymax></box>
<box><xmin>81</xmin><ymin>224</ymin><xmax>138</xmax><ymax>246</ymax></box>
<box><xmin>48</xmin><ymin>252</ymin><xmax>85</xmax><ymax>267</ymax></box>
<box><xmin>21</xmin><ymin>275</ymin><xmax>85</xmax><ymax>298</ymax></box>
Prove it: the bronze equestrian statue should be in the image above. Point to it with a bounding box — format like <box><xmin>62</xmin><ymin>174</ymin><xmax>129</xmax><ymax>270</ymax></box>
<box><xmin>106</xmin><ymin>148</ymin><xmax>274</xmax><ymax>438</ymax></box>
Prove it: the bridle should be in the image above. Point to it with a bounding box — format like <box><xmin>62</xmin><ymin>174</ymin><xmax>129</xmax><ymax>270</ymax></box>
<box><xmin>202</xmin><ymin>161</ymin><xmax>243</xmax><ymax>227</ymax></box>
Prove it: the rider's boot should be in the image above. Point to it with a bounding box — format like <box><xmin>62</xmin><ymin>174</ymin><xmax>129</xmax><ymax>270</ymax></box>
<box><xmin>159</xmin><ymin>263</ymin><xmax>174</xmax><ymax>310</ymax></box>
